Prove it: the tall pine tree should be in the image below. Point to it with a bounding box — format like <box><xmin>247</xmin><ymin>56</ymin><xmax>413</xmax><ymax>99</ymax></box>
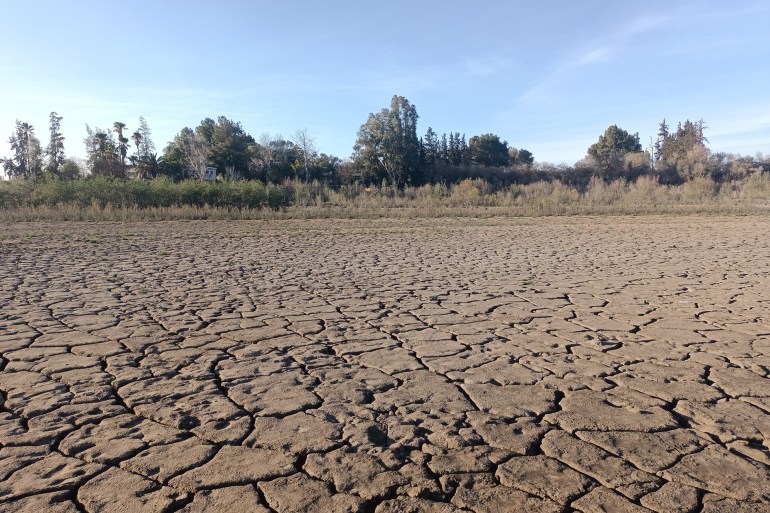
<box><xmin>45</xmin><ymin>112</ymin><xmax>65</xmax><ymax>175</ymax></box>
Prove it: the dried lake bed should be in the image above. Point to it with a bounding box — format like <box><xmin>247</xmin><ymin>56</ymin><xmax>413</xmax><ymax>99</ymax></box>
<box><xmin>1</xmin><ymin>216</ymin><xmax>769</xmax><ymax>512</ymax></box>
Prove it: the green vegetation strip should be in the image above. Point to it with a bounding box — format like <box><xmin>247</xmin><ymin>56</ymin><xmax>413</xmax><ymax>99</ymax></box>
<box><xmin>1</xmin><ymin>174</ymin><xmax>769</xmax><ymax>222</ymax></box>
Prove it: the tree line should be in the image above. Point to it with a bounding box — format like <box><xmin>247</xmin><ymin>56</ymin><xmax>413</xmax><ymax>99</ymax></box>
<box><xmin>2</xmin><ymin>95</ymin><xmax>768</xmax><ymax>187</ymax></box>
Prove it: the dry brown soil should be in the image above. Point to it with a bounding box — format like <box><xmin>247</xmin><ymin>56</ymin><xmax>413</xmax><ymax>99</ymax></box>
<box><xmin>1</xmin><ymin>216</ymin><xmax>769</xmax><ymax>513</ymax></box>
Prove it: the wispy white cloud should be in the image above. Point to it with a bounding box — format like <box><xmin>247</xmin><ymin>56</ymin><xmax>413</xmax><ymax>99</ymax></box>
<box><xmin>708</xmin><ymin>111</ymin><xmax>770</xmax><ymax>138</ymax></box>
<box><xmin>613</xmin><ymin>14</ymin><xmax>672</xmax><ymax>39</ymax></box>
<box><xmin>324</xmin><ymin>50</ymin><xmax>517</xmax><ymax>97</ymax></box>
<box><xmin>517</xmin><ymin>14</ymin><xmax>672</xmax><ymax>104</ymax></box>
<box><xmin>572</xmin><ymin>47</ymin><xmax>612</xmax><ymax>67</ymax></box>
<box><xmin>462</xmin><ymin>55</ymin><xmax>515</xmax><ymax>77</ymax></box>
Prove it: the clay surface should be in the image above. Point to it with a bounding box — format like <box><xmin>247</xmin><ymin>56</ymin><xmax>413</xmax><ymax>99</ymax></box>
<box><xmin>1</xmin><ymin>216</ymin><xmax>769</xmax><ymax>512</ymax></box>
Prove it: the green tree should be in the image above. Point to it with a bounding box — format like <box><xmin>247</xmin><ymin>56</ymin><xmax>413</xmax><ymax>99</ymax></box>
<box><xmin>45</xmin><ymin>112</ymin><xmax>65</xmax><ymax>176</ymax></box>
<box><xmin>196</xmin><ymin>117</ymin><xmax>216</xmax><ymax>142</ymax></box>
<box><xmin>587</xmin><ymin>125</ymin><xmax>643</xmax><ymax>180</ymax></box>
<box><xmin>19</xmin><ymin>122</ymin><xmax>37</xmax><ymax>172</ymax></box>
<box><xmin>159</xmin><ymin>139</ymin><xmax>186</xmax><ymax>180</ymax></box>
<box><xmin>59</xmin><ymin>158</ymin><xmax>83</xmax><ymax>179</ymax></box>
<box><xmin>422</xmin><ymin>127</ymin><xmax>439</xmax><ymax>167</ymax></box>
<box><xmin>653</xmin><ymin>118</ymin><xmax>669</xmax><ymax>163</ymax></box>
<box><xmin>509</xmin><ymin>147</ymin><xmax>534</xmax><ymax>166</ymax></box>
<box><xmin>2</xmin><ymin>120</ymin><xmax>43</xmax><ymax>179</ymax></box>
<box><xmin>449</xmin><ymin>132</ymin><xmax>467</xmax><ymax>165</ymax></box>
<box><xmin>448</xmin><ymin>132</ymin><xmax>466</xmax><ymax>165</ymax></box>
<box><xmin>203</xmin><ymin>116</ymin><xmax>255</xmax><ymax>177</ymax></box>
<box><xmin>83</xmin><ymin>124</ymin><xmax>97</xmax><ymax>161</ymax></box>
<box><xmin>312</xmin><ymin>153</ymin><xmax>341</xmax><ymax>183</ymax></box>
<box><xmin>654</xmin><ymin>119</ymin><xmax>709</xmax><ymax>181</ymax></box>
<box><xmin>440</xmin><ymin>133</ymin><xmax>449</xmax><ymax>164</ymax></box>
<box><xmin>164</xmin><ymin>117</ymin><xmax>257</xmax><ymax>180</ymax></box>
<box><xmin>353</xmin><ymin>95</ymin><xmax>420</xmax><ymax>185</ymax></box>
<box><xmin>459</xmin><ymin>134</ymin><xmax>469</xmax><ymax>165</ymax></box>
<box><xmin>85</xmin><ymin>125</ymin><xmax>120</xmax><ymax>177</ymax></box>
<box><xmin>137</xmin><ymin>116</ymin><xmax>155</xmax><ymax>158</ymax></box>
<box><xmin>468</xmin><ymin>133</ymin><xmax>509</xmax><ymax>167</ymax></box>
<box><xmin>250</xmin><ymin>135</ymin><xmax>298</xmax><ymax>183</ymax></box>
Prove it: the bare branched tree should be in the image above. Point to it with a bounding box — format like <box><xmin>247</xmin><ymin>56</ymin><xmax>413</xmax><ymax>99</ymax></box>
<box><xmin>180</xmin><ymin>131</ymin><xmax>211</xmax><ymax>181</ymax></box>
<box><xmin>224</xmin><ymin>164</ymin><xmax>242</xmax><ymax>181</ymax></box>
<box><xmin>292</xmin><ymin>128</ymin><xmax>317</xmax><ymax>181</ymax></box>
<box><xmin>251</xmin><ymin>132</ymin><xmax>276</xmax><ymax>182</ymax></box>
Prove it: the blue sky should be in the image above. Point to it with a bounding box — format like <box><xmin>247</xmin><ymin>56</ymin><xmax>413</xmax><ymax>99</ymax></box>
<box><xmin>1</xmin><ymin>1</ymin><xmax>769</xmax><ymax>166</ymax></box>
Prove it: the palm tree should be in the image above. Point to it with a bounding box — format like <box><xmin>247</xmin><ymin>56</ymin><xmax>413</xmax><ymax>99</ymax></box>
<box><xmin>112</xmin><ymin>121</ymin><xmax>126</xmax><ymax>140</ymax></box>
<box><xmin>94</xmin><ymin>132</ymin><xmax>108</xmax><ymax>160</ymax></box>
<box><xmin>91</xmin><ymin>131</ymin><xmax>112</xmax><ymax>175</ymax></box>
<box><xmin>113</xmin><ymin>122</ymin><xmax>128</xmax><ymax>178</ymax></box>
<box><xmin>138</xmin><ymin>152</ymin><xmax>164</xmax><ymax>179</ymax></box>
<box><xmin>118</xmin><ymin>137</ymin><xmax>129</xmax><ymax>176</ymax></box>
<box><xmin>132</xmin><ymin>130</ymin><xmax>142</xmax><ymax>160</ymax></box>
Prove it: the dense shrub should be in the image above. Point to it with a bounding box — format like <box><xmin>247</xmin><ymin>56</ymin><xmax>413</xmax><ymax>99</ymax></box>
<box><xmin>1</xmin><ymin>172</ymin><xmax>769</xmax><ymax>221</ymax></box>
<box><xmin>0</xmin><ymin>177</ymin><xmax>291</xmax><ymax>210</ymax></box>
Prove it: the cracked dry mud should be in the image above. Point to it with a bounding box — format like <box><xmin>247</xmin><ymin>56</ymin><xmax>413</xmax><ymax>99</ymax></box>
<box><xmin>1</xmin><ymin>216</ymin><xmax>769</xmax><ymax>513</ymax></box>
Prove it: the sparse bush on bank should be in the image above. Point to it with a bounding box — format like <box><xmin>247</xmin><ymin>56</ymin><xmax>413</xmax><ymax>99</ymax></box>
<box><xmin>1</xmin><ymin>174</ymin><xmax>769</xmax><ymax>221</ymax></box>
